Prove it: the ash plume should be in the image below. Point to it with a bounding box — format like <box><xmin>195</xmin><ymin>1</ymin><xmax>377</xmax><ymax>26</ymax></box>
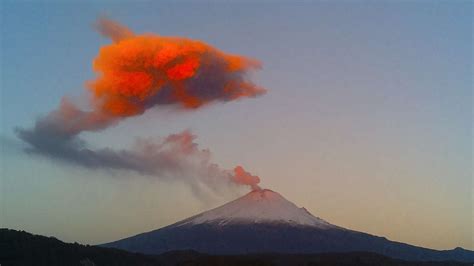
<box><xmin>90</xmin><ymin>17</ymin><xmax>265</xmax><ymax>118</ymax></box>
<box><xmin>15</xmin><ymin>17</ymin><xmax>264</xmax><ymax>194</ymax></box>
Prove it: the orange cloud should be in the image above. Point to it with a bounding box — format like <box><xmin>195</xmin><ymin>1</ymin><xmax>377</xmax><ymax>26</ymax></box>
<box><xmin>89</xmin><ymin>17</ymin><xmax>266</xmax><ymax>117</ymax></box>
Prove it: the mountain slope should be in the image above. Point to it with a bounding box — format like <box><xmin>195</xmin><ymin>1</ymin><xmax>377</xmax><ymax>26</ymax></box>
<box><xmin>102</xmin><ymin>189</ymin><xmax>474</xmax><ymax>263</ymax></box>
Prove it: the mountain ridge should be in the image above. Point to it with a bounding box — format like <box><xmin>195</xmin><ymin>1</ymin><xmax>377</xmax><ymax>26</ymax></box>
<box><xmin>102</xmin><ymin>189</ymin><xmax>474</xmax><ymax>263</ymax></box>
<box><xmin>3</xmin><ymin>229</ymin><xmax>471</xmax><ymax>266</ymax></box>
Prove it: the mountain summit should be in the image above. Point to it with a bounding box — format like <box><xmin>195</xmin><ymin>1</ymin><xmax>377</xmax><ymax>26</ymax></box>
<box><xmin>176</xmin><ymin>189</ymin><xmax>336</xmax><ymax>228</ymax></box>
<box><xmin>103</xmin><ymin>189</ymin><xmax>474</xmax><ymax>263</ymax></box>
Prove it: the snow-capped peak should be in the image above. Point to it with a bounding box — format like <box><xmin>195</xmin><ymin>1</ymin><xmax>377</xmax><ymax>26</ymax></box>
<box><xmin>178</xmin><ymin>189</ymin><xmax>336</xmax><ymax>229</ymax></box>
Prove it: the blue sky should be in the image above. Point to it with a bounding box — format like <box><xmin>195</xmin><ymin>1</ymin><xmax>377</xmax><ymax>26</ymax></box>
<box><xmin>1</xmin><ymin>1</ymin><xmax>472</xmax><ymax>249</ymax></box>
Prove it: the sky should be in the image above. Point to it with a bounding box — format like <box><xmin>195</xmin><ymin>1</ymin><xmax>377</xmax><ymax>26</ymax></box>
<box><xmin>0</xmin><ymin>1</ymin><xmax>472</xmax><ymax>250</ymax></box>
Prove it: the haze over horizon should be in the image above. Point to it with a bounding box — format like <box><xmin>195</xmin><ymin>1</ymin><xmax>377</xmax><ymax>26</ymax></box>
<box><xmin>1</xmin><ymin>1</ymin><xmax>472</xmax><ymax>251</ymax></box>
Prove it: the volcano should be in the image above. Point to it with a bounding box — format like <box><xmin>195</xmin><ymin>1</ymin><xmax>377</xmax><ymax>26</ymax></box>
<box><xmin>103</xmin><ymin>189</ymin><xmax>474</xmax><ymax>262</ymax></box>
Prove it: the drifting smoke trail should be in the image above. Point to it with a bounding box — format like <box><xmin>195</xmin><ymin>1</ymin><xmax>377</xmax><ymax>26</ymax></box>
<box><xmin>15</xmin><ymin>17</ymin><xmax>264</xmax><ymax>194</ymax></box>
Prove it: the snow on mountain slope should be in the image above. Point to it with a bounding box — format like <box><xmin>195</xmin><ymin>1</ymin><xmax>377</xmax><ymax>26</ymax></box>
<box><xmin>176</xmin><ymin>189</ymin><xmax>336</xmax><ymax>228</ymax></box>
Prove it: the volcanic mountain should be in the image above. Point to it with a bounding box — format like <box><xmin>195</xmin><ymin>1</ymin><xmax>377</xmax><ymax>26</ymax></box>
<box><xmin>103</xmin><ymin>189</ymin><xmax>474</xmax><ymax>262</ymax></box>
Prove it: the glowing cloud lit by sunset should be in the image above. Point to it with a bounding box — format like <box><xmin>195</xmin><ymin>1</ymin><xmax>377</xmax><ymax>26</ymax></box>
<box><xmin>91</xmin><ymin>17</ymin><xmax>265</xmax><ymax>119</ymax></box>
